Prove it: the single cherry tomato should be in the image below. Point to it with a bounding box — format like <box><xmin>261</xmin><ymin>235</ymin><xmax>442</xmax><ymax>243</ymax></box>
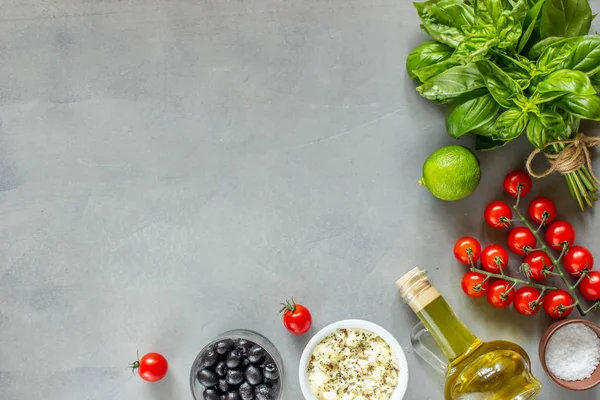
<box><xmin>486</xmin><ymin>280</ymin><xmax>515</xmax><ymax>308</ymax></box>
<box><xmin>503</xmin><ymin>170</ymin><xmax>532</xmax><ymax>198</ymax></box>
<box><xmin>527</xmin><ymin>197</ymin><xmax>557</xmax><ymax>226</ymax></box>
<box><xmin>579</xmin><ymin>271</ymin><xmax>600</xmax><ymax>301</ymax></box>
<box><xmin>481</xmin><ymin>245</ymin><xmax>509</xmax><ymax>274</ymax></box>
<box><xmin>545</xmin><ymin>220</ymin><xmax>575</xmax><ymax>251</ymax></box>
<box><xmin>507</xmin><ymin>227</ymin><xmax>536</xmax><ymax>255</ymax></box>
<box><xmin>280</xmin><ymin>298</ymin><xmax>312</xmax><ymax>335</ymax></box>
<box><xmin>563</xmin><ymin>246</ymin><xmax>594</xmax><ymax>276</ymax></box>
<box><xmin>129</xmin><ymin>352</ymin><xmax>168</xmax><ymax>382</ymax></box>
<box><xmin>484</xmin><ymin>201</ymin><xmax>512</xmax><ymax>228</ymax></box>
<box><xmin>521</xmin><ymin>250</ymin><xmax>553</xmax><ymax>281</ymax></box>
<box><xmin>461</xmin><ymin>272</ymin><xmax>489</xmax><ymax>298</ymax></box>
<box><xmin>513</xmin><ymin>286</ymin><xmax>542</xmax><ymax>316</ymax></box>
<box><xmin>543</xmin><ymin>290</ymin><xmax>574</xmax><ymax>318</ymax></box>
<box><xmin>454</xmin><ymin>237</ymin><xmax>482</xmax><ymax>265</ymax></box>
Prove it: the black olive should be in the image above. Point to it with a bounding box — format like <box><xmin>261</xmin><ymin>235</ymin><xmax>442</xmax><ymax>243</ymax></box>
<box><xmin>224</xmin><ymin>391</ymin><xmax>241</xmax><ymax>400</ymax></box>
<box><xmin>262</xmin><ymin>363</ymin><xmax>279</xmax><ymax>381</ymax></box>
<box><xmin>215</xmin><ymin>339</ymin><xmax>235</xmax><ymax>355</ymax></box>
<box><xmin>239</xmin><ymin>381</ymin><xmax>254</xmax><ymax>400</ymax></box>
<box><xmin>203</xmin><ymin>388</ymin><xmax>220</xmax><ymax>400</ymax></box>
<box><xmin>201</xmin><ymin>350</ymin><xmax>220</xmax><ymax>368</ymax></box>
<box><xmin>241</xmin><ymin>357</ymin><xmax>250</xmax><ymax>367</ymax></box>
<box><xmin>226</xmin><ymin>369</ymin><xmax>245</xmax><ymax>386</ymax></box>
<box><xmin>254</xmin><ymin>383</ymin><xmax>274</xmax><ymax>400</ymax></box>
<box><xmin>215</xmin><ymin>361</ymin><xmax>227</xmax><ymax>377</ymax></box>
<box><xmin>218</xmin><ymin>378</ymin><xmax>228</xmax><ymax>393</ymax></box>
<box><xmin>236</xmin><ymin>339</ymin><xmax>252</xmax><ymax>355</ymax></box>
<box><xmin>225</xmin><ymin>349</ymin><xmax>242</xmax><ymax>369</ymax></box>
<box><xmin>247</xmin><ymin>346</ymin><xmax>266</xmax><ymax>364</ymax></box>
<box><xmin>198</xmin><ymin>369</ymin><xmax>218</xmax><ymax>388</ymax></box>
<box><xmin>245</xmin><ymin>365</ymin><xmax>263</xmax><ymax>386</ymax></box>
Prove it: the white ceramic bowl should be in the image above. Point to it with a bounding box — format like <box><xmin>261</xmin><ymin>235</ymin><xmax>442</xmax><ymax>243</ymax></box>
<box><xmin>299</xmin><ymin>319</ymin><xmax>409</xmax><ymax>400</ymax></box>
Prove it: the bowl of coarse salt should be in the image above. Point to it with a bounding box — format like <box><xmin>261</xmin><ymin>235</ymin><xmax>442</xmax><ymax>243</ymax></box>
<box><xmin>539</xmin><ymin>318</ymin><xmax>600</xmax><ymax>391</ymax></box>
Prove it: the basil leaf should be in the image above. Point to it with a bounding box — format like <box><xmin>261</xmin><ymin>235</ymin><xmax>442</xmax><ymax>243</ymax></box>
<box><xmin>509</xmin><ymin>0</ymin><xmax>529</xmax><ymax>25</ymax></box>
<box><xmin>475</xmin><ymin>0</ymin><xmax>504</xmax><ymax>25</ymax></box>
<box><xmin>406</xmin><ymin>41</ymin><xmax>455</xmax><ymax>80</ymax></box>
<box><xmin>476</xmin><ymin>60</ymin><xmax>524</xmax><ymax>108</ymax></box>
<box><xmin>415</xmin><ymin>0</ymin><xmax>475</xmax><ymax>47</ymax></box>
<box><xmin>537</xmin><ymin>70</ymin><xmax>596</xmax><ymax>98</ymax></box>
<box><xmin>494</xmin><ymin>108</ymin><xmax>529</xmax><ymax>139</ymax></box>
<box><xmin>413</xmin><ymin>59</ymin><xmax>461</xmax><ymax>82</ymax></box>
<box><xmin>540</xmin><ymin>109</ymin><xmax>570</xmax><ymax>139</ymax></box>
<box><xmin>536</xmin><ymin>37</ymin><xmax>582</xmax><ymax>74</ymax></box>
<box><xmin>505</xmin><ymin>68</ymin><xmax>532</xmax><ymax>89</ymax></box>
<box><xmin>528</xmin><ymin>36</ymin><xmax>570</xmax><ymax>59</ymax></box>
<box><xmin>417</xmin><ymin>64</ymin><xmax>486</xmax><ymax>103</ymax></box>
<box><xmin>475</xmin><ymin>134</ymin><xmax>511</xmax><ymax>150</ymax></box>
<box><xmin>518</xmin><ymin>0</ymin><xmax>546</xmax><ymax>52</ymax></box>
<box><xmin>526</xmin><ymin>115</ymin><xmax>547</xmax><ymax>148</ymax></box>
<box><xmin>557</xmin><ymin>93</ymin><xmax>600</xmax><ymax>120</ymax></box>
<box><xmin>558</xmin><ymin>35</ymin><xmax>600</xmax><ymax>76</ymax></box>
<box><xmin>592</xmin><ymin>74</ymin><xmax>600</xmax><ymax>92</ymax></box>
<box><xmin>445</xmin><ymin>91</ymin><xmax>501</xmax><ymax>138</ymax></box>
<box><xmin>453</xmin><ymin>36</ymin><xmax>497</xmax><ymax>64</ymax></box>
<box><xmin>540</xmin><ymin>0</ymin><xmax>593</xmax><ymax>38</ymax></box>
<box><xmin>497</xmin><ymin>14</ymin><xmax>522</xmax><ymax>49</ymax></box>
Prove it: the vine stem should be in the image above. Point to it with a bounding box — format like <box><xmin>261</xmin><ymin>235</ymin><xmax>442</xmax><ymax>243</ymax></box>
<box><xmin>512</xmin><ymin>204</ymin><xmax>587</xmax><ymax>315</ymax></box>
<box><xmin>469</xmin><ymin>266</ymin><xmax>557</xmax><ymax>292</ymax></box>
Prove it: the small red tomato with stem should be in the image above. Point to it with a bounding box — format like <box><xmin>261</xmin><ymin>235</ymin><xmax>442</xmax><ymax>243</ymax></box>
<box><xmin>527</xmin><ymin>197</ymin><xmax>557</xmax><ymax>226</ymax></box>
<box><xmin>504</xmin><ymin>170</ymin><xmax>532</xmax><ymax>198</ymax></box>
<box><xmin>521</xmin><ymin>251</ymin><xmax>553</xmax><ymax>281</ymax></box>
<box><xmin>129</xmin><ymin>352</ymin><xmax>168</xmax><ymax>382</ymax></box>
<box><xmin>545</xmin><ymin>221</ymin><xmax>575</xmax><ymax>251</ymax></box>
<box><xmin>563</xmin><ymin>246</ymin><xmax>594</xmax><ymax>276</ymax></box>
<box><xmin>461</xmin><ymin>272</ymin><xmax>490</xmax><ymax>298</ymax></box>
<box><xmin>579</xmin><ymin>271</ymin><xmax>600</xmax><ymax>301</ymax></box>
<box><xmin>543</xmin><ymin>290</ymin><xmax>575</xmax><ymax>318</ymax></box>
<box><xmin>454</xmin><ymin>237</ymin><xmax>481</xmax><ymax>265</ymax></box>
<box><xmin>513</xmin><ymin>286</ymin><xmax>543</xmax><ymax>316</ymax></box>
<box><xmin>280</xmin><ymin>298</ymin><xmax>312</xmax><ymax>335</ymax></box>
<box><xmin>507</xmin><ymin>227</ymin><xmax>536</xmax><ymax>255</ymax></box>
<box><xmin>486</xmin><ymin>280</ymin><xmax>516</xmax><ymax>308</ymax></box>
<box><xmin>481</xmin><ymin>245</ymin><xmax>509</xmax><ymax>274</ymax></box>
<box><xmin>484</xmin><ymin>201</ymin><xmax>512</xmax><ymax>228</ymax></box>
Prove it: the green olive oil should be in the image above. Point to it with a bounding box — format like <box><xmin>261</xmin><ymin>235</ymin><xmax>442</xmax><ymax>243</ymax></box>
<box><xmin>397</xmin><ymin>268</ymin><xmax>542</xmax><ymax>400</ymax></box>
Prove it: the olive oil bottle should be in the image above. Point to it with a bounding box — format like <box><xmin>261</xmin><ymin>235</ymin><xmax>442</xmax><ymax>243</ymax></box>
<box><xmin>396</xmin><ymin>268</ymin><xmax>542</xmax><ymax>400</ymax></box>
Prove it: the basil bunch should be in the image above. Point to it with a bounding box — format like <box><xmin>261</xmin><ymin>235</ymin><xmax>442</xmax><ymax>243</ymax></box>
<box><xmin>407</xmin><ymin>0</ymin><xmax>600</xmax><ymax>209</ymax></box>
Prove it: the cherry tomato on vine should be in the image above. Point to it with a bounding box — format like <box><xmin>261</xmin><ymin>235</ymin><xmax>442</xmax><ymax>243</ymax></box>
<box><xmin>454</xmin><ymin>237</ymin><xmax>482</xmax><ymax>265</ymax></box>
<box><xmin>513</xmin><ymin>286</ymin><xmax>542</xmax><ymax>316</ymax></box>
<box><xmin>129</xmin><ymin>352</ymin><xmax>168</xmax><ymax>382</ymax></box>
<box><xmin>545</xmin><ymin>221</ymin><xmax>575</xmax><ymax>251</ymax></box>
<box><xmin>461</xmin><ymin>272</ymin><xmax>489</xmax><ymax>298</ymax></box>
<box><xmin>486</xmin><ymin>280</ymin><xmax>515</xmax><ymax>308</ymax></box>
<box><xmin>543</xmin><ymin>290</ymin><xmax>574</xmax><ymax>318</ymax></box>
<box><xmin>481</xmin><ymin>245</ymin><xmax>509</xmax><ymax>274</ymax></box>
<box><xmin>563</xmin><ymin>246</ymin><xmax>594</xmax><ymax>276</ymax></box>
<box><xmin>484</xmin><ymin>201</ymin><xmax>512</xmax><ymax>228</ymax></box>
<box><xmin>280</xmin><ymin>298</ymin><xmax>312</xmax><ymax>335</ymax></box>
<box><xmin>507</xmin><ymin>227</ymin><xmax>536</xmax><ymax>255</ymax></box>
<box><xmin>503</xmin><ymin>170</ymin><xmax>532</xmax><ymax>198</ymax></box>
<box><xmin>527</xmin><ymin>197</ymin><xmax>557</xmax><ymax>226</ymax></box>
<box><xmin>521</xmin><ymin>251</ymin><xmax>553</xmax><ymax>281</ymax></box>
<box><xmin>579</xmin><ymin>271</ymin><xmax>600</xmax><ymax>301</ymax></box>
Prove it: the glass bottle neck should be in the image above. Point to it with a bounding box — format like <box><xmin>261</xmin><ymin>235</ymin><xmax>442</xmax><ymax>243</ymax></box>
<box><xmin>397</xmin><ymin>268</ymin><xmax>479</xmax><ymax>361</ymax></box>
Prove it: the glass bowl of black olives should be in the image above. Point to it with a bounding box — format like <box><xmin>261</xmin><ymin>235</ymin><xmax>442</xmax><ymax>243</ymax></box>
<box><xmin>190</xmin><ymin>329</ymin><xmax>283</xmax><ymax>400</ymax></box>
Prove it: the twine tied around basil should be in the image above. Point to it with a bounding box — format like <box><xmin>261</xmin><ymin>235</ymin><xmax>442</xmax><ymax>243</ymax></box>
<box><xmin>526</xmin><ymin>133</ymin><xmax>600</xmax><ymax>185</ymax></box>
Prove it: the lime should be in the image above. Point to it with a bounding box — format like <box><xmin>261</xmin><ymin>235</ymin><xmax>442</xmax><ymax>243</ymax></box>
<box><xmin>420</xmin><ymin>145</ymin><xmax>480</xmax><ymax>201</ymax></box>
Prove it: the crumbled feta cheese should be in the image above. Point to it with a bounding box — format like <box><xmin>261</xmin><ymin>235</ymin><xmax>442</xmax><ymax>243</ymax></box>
<box><xmin>307</xmin><ymin>328</ymin><xmax>399</xmax><ymax>399</ymax></box>
<box><xmin>545</xmin><ymin>323</ymin><xmax>600</xmax><ymax>381</ymax></box>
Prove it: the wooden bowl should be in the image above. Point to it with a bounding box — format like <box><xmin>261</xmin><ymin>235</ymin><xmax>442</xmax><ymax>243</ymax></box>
<box><xmin>539</xmin><ymin>318</ymin><xmax>600</xmax><ymax>391</ymax></box>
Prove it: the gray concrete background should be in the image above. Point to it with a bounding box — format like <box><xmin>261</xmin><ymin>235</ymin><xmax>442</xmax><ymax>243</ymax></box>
<box><xmin>1</xmin><ymin>1</ymin><xmax>600</xmax><ymax>399</ymax></box>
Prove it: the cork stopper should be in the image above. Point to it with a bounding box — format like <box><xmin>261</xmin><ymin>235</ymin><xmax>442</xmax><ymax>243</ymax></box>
<box><xmin>396</xmin><ymin>267</ymin><xmax>440</xmax><ymax>312</ymax></box>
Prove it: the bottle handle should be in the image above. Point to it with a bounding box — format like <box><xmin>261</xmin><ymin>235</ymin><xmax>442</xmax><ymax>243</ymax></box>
<box><xmin>410</xmin><ymin>322</ymin><xmax>447</xmax><ymax>375</ymax></box>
